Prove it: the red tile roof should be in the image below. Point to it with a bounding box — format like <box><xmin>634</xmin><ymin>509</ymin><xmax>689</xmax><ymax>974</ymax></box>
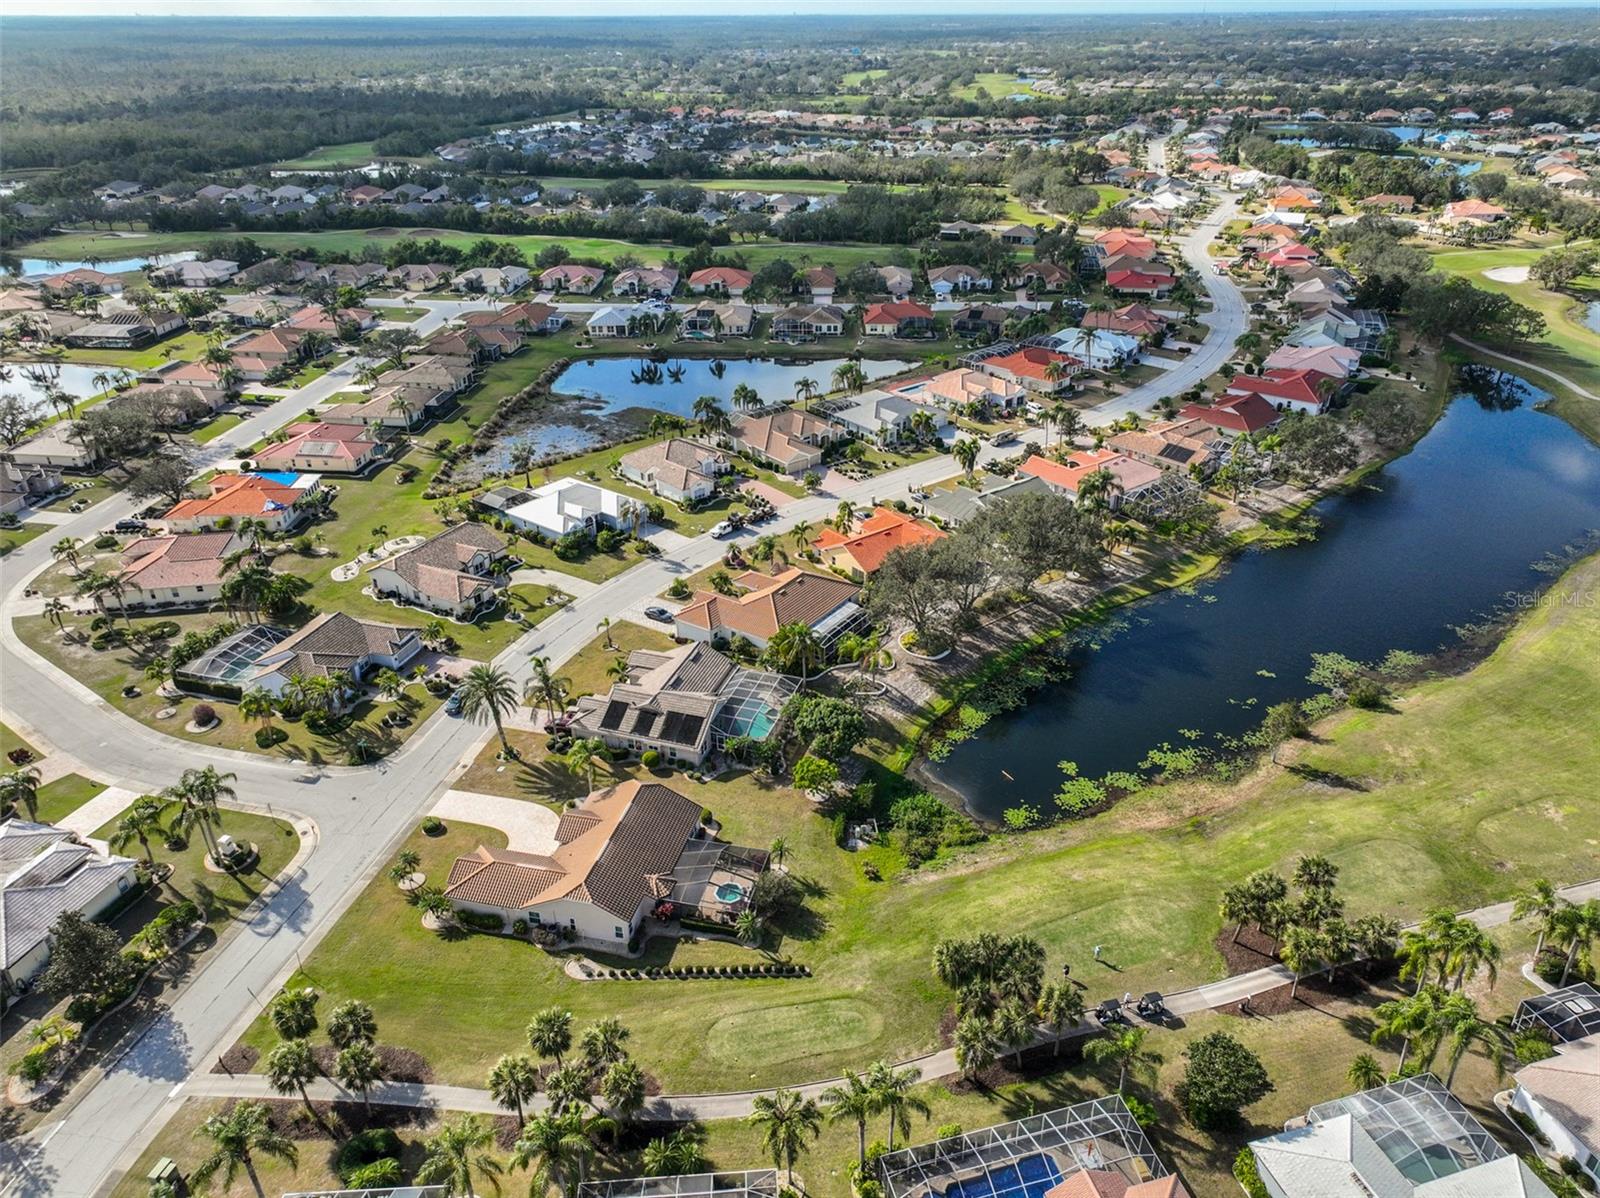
<box><xmin>1177</xmin><ymin>394</ymin><xmax>1281</xmax><ymax>434</ymax></box>
<box><xmin>862</xmin><ymin>301</ymin><xmax>935</xmax><ymax>326</ymax></box>
<box><xmin>983</xmin><ymin>345</ymin><xmax>1081</xmax><ymax>383</ymax></box>
<box><xmin>1226</xmin><ymin>367</ymin><xmax>1336</xmax><ymax>407</ymax></box>
<box><xmin>812</xmin><ymin>506</ymin><xmax>946</xmax><ymax>574</ymax></box>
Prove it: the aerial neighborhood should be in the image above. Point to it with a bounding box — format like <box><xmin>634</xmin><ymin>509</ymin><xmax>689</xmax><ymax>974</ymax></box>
<box><xmin>1</xmin><ymin>7</ymin><xmax>1598</xmax><ymax>1198</ymax></box>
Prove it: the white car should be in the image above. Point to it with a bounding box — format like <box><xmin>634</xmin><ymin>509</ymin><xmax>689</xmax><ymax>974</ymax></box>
<box><xmin>710</xmin><ymin>520</ymin><xmax>736</xmax><ymax>538</ymax></box>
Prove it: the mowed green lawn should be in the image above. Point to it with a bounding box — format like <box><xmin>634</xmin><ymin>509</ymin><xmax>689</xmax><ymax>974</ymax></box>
<box><xmin>230</xmin><ymin>553</ymin><xmax>1600</xmax><ymax>1092</ymax></box>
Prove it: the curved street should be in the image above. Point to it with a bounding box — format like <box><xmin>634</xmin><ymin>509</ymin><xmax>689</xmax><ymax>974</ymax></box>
<box><xmin>0</xmin><ymin>171</ymin><xmax>1246</xmax><ymax>1198</ymax></box>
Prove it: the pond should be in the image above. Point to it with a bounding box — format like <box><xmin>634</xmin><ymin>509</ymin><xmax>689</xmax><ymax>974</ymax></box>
<box><xmin>931</xmin><ymin>372</ymin><xmax>1600</xmax><ymax>820</ymax></box>
<box><xmin>0</xmin><ymin>362</ymin><xmax>121</xmax><ymax>412</ymax></box>
<box><xmin>1583</xmin><ymin>302</ymin><xmax>1600</xmax><ymax>335</ymax></box>
<box><xmin>19</xmin><ymin>251</ymin><xmax>196</xmax><ymax>278</ymax></box>
<box><xmin>551</xmin><ymin>356</ymin><xmax>917</xmax><ymax>420</ymax></box>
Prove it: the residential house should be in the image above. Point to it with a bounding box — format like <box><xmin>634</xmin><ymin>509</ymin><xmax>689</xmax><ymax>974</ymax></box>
<box><xmin>1105</xmin><ymin>266</ymin><xmax>1176</xmax><ymax>298</ymax></box>
<box><xmin>1262</xmin><ymin>344</ymin><xmax>1361</xmax><ymax>378</ymax></box>
<box><xmin>252</xmin><ymin>421</ymin><xmax>382</xmax><ymax>474</ymax></box>
<box><xmin>1248</xmin><ymin>1075</ymin><xmax>1557</xmax><ymax>1198</ymax></box>
<box><xmin>813</xmin><ymin>506</ymin><xmax>946</xmax><ymax>579</ymax></box>
<box><xmin>875</xmin><ymin>265</ymin><xmax>914</xmax><ymax>300</ymax></box>
<box><xmin>151</xmin><ymin>259</ymin><xmax>238</xmax><ymax>288</ymax></box>
<box><xmin>455</xmin><ymin>266</ymin><xmax>532</xmax><ymax>295</ymax></box>
<box><xmin>979</xmin><ymin>346</ymin><xmax>1082</xmax><ymax>394</ymax></box>
<box><xmin>1047</xmin><ymin>327</ymin><xmax>1141</xmax><ymax>370</ymax></box>
<box><xmin>917</xmin><ymin>471</ymin><xmax>1052</xmax><ymax>528</ymax></box>
<box><xmin>587</xmin><ymin>304</ymin><xmax>662</xmax><ymax>339</ymax></box>
<box><xmin>5</xmin><ymin>423</ymin><xmax>100</xmax><ymax>471</ymax></box>
<box><xmin>104</xmin><ymin>381</ymin><xmax>228</xmax><ymax>425</ymax></box>
<box><xmin>1358</xmin><ymin>194</ymin><xmax>1416</xmax><ymax>213</ymax></box>
<box><xmin>618</xmin><ymin>438</ymin><xmax>729</xmax><ymax>505</ymax></box>
<box><xmin>1081</xmin><ymin>303</ymin><xmax>1168</xmax><ymax>341</ymax></box>
<box><xmin>311</xmin><ymin>262</ymin><xmax>387</xmax><ymax>290</ymax></box>
<box><xmin>202</xmin><ymin>295</ymin><xmax>288</xmax><ymax>329</ymax></box>
<box><xmin>1442</xmin><ymin>199</ymin><xmax>1508</xmax><ymax>226</ymax></box>
<box><xmin>566</xmin><ymin>646</ymin><xmax>795</xmax><ymax>768</ymax></box>
<box><xmin>1019</xmin><ymin>449</ymin><xmax>1162</xmax><ymax>507</ymax></box>
<box><xmin>538</xmin><ymin>264</ymin><xmax>605</xmax><ymax>295</ymax></box>
<box><xmin>612</xmin><ymin>266</ymin><xmax>680</xmax><ymax>297</ymax></box>
<box><xmin>1226</xmin><ymin>368</ymin><xmax>1343</xmax><ymax>415</ymax></box>
<box><xmin>938</xmin><ymin>220</ymin><xmax>987</xmax><ymax>239</ymax></box>
<box><xmin>162</xmin><ymin>472</ymin><xmax>318</xmax><ymax>534</ymax></box>
<box><xmin>862</xmin><ymin>301</ymin><xmax>936</xmax><ymax>338</ymax></box>
<box><xmin>926</xmin><ymin>264</ymin><xmax>992</xmax><ymax>298</ymax></box>
<box><xmin>444</xmin><ymin>780</ymin><xmax>759</xmax><ymax>943</ymax></box>
<box><xmin>1284</xmin><ymin>311</ymin><xmax>1361</xmax><ymax>349</ymax></box>
<box><xmin>234</xmin><ymin>257</ymin><xmax>316</xmax><ymax>290</ymax></box>
<box><xmin>949</xmin><ymin>304</ymin><xmax>1013</xmax><ymax>339</ymax></box>
<box><xmin>494</xmin><ymin>478</ymin><xmax>634</xmax><ymax>540</ymax></box>
<box><xmin>422</xmin><ymin>327</ymin><xmax>513</xmax><ymax>364</ymax></box>
<box><xmin>770</xmin><ymin>304</ymin><xmax>845</xmax><ymax>340</ymax></box>
<box><xmin>687</xmin><ymin>267</ymin><xmax>754</xmax><ymax>298</ymax></box>
<box><xmin>907</xmin><ymin>367</ymin><xmax>1026</xmax><ymax>413</ymax></box>
<box><xmin>0</xmin><ymin>461</ymin><xmax>65</xmax><ymax>516</ymax></box>
<box><xmin>114</xmin><ymin>531</ymin><xmax>249</xmax><ymax>610</ymax></box>
<box><xmin>1511</xmin><ymin>1037</ymin><xmax>1600</xmax><ymax>1187</ymax></box>
<box><xmin>367</xmin><ymin>523</ymin><xmax>511</xmax><ymax>620</ymax></box>
<box><xmin>180</xmin><ymin>612</ymin><xmax>422</xmax><ymax>700</ymax></box>
<box><xmin>37</xmin><ymin>268</ymin><xmax>123</xmax><ymax>297</ymax></box>
<box><xmin>997</xmin><ymin>223</ymin><xmax>1039</xmax><ymax>246</ymax></box>
<box><xmin>1011</xmin><ymin>261</ymin><xmax>1072</xmax><ymax>291</ymax></box>
<box><xmin>675</xmin><ymin>566</ymin><xmax>865</xmax><ymax>651</ymax></box>
<box><xmin>1093</xmin><ymin>229</ymin><xmax>1159</xmax><ymax>262</ymax></box>
<box><xmin>681</xmin><ymin>302</ymin><xmax>755</xmax><ymax>338</ymax></box>
<box><xmin>1107</xmin><ymin>423</ymin><xmax>1217</xmax><ymax>476</ymax></box>
<box><xmin>463</xmin><ymin>301</ymin><xmax>567</xmax><ymax>336</ymax></box>
<box><xmin>227</xmin><ymin>327</ymin><xmax>325</xmax><ymax>379</ymax></box>
<box><xmin>61</xmin><ymin>309</ymin><xmax>185</xmax><ymax>350</ymax></box>
<box><xmin>798</xmin><ymin>266</ymin><xmax>837</xmax><ymax>302</ymax></box>
<box><xmin>728</xmin><ymin>408</ymin><xmax>840</xmax><ymax>473</ymax></box>
<box><xmin>387</xmin><ymin>263</ymin><xmax>455</xmax><ymax>291</ymax></box>
<box><xmin>1177</xmin><ymin>394</ymin><xmax>1282</xmax><ymax>437</ymax></box>
<box><xmin>1</xmin><ymin>822</ymin><xmax>137</xmax><ymax>995</ymax></box>
<box><xmin>830</xmin><ymin>389</ymin><xmax>946</xmax><ymax>444</ymax></box>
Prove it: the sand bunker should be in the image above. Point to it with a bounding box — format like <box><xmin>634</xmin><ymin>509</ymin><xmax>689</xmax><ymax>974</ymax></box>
<box><xmin>1482</xmin><ymin>265</ymin><xmax>1530</xmax><ymax>284</ymax></box>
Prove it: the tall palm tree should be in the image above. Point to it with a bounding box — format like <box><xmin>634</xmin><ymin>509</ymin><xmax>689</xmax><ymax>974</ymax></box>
<box><xmin>789</xmin><ymin>519</ymin><xmax>813</xmax><ymax>552</ymax></box>
<box><xmin>416</xmin><ymin>1114</ymin><xmax>505</xmax><ymax>1198</ymax></box>
<box><xmin>952</xmin><ymin>436</ymin><xmax>980</xmax><ymax>478</ymax></box>
<box><xmin>108</xmin><ymin>794</ymin><xmax>166</xmax><ymax>866</ymax></box>
<box><xmin>578</xmin><ymin>1016</ymin><xmax>631</xmax><ymax>1073</ymax></box>
<box><xmin>1552</xmin><ymin>899</ymin><xmax>1600</xmax><ymax>986</ymax></box>
<box><xmin>1436</xmin><ymin>992</ymin><xmax>1513</xmax><ymax>1088</ymax></box>
<box><xmin>1440</xmin><ymin>920</ymin><xmax>1501</xmax><ymax>992</ymax></box>
<box><xmin>239</xmin><ymin>687</ymin><xmax>276</xmax><ymax>735</ymax></box>
<box><xmin>528</xmin><ymin>1006</ymin><xmax>574</xmax><ymax>1066</ymax></box>
<box><xmin>953</xmin><ymin>1015</ymin><xmax>1000</xmax><ymax>1080</ymax></box>
<box><xmin>821</xmin><ymin>1070</ymin><xmax>877</xmax><ymax>1169</ymax></box>
<box><xmin>1083</xmin><ymin>1026</ymin><xmax>1162</xmax><ymax>1094</ymax></box>
<box><xmin>458</xmin><ymin>664</ymin><xmax>519</xmax><ymax>755</ymax></box>
<box><xmin>264</xmin><ymin>1037</ymin><xmax>321</xmax><ymax>1124</ymax></box>
<box><xmin>1053</xmin><ymin>404</ymin><xmax>1082</xmax><ymax>448</ymax></box>
<box><xmin>1512</xmin><ymin>879</ymin><xmax>1565</xmax><ymax>958</ymax></box>
<box><xmin>163</xmin><ymin>766</ymin><xmax>235</xmax><ymax>862</ymax></box>
<box><xmin>1035</xmin><ymin>981</ymin><xmax>1086</xmax><ymax>1057</ymax></box>
<box><xmin>831</xmin><ymin>360</ymin><xmax>867</xmax><ymax>394</ymax></box>
<box><xmin>748</xmin><ymin>1089</ymin><xmax>823</xmax><ymax>1187</ymax></box>
<box><xmin>50</xmin><ymin>535</ymin><xmax>84</xmax><ymax>576</ymax></box>
<box><xmin>866</xmin><ymin>1060</ymin><xmax>929</xmax><ymax>1151</ymax></box>
<box><xmin>190</xmin><ymin>1100</ymin><xmax>298</xmax><ymax>1198</ymax></box>
<box><xmin>563</xmin><ymin>737</ymin><xmax>610</xmax><ymax>791</ymax></box>
<box><xmin>1370</xmin><ymin>985</ymin><xmax>1449</xmax><ymax>1074</ymax></box>
<box><xmin>693</xmin><ymin>396</ymin><xmax>730</xmax><ymax>437</ymax></box>
<box><xmin>326</xmin><ymin>999</ymin><xmax>377</xmax><ymax>1049</ymax></box>
<box><xmin>600</xmin><ymin>1057</ymin><xmax>647</xmax><ymax>1125</ymax></box>
<box><xmin>596</xmin><ymin>616</ymin><xmax>616</xmax><ymax>650</ymax></box>
<box><xmin>794</xmin><ymin>376</ymin><xmax>818</xmax><ymax>410</ymax></box>
<box><xmin>43</xmin><ymin>597</ymin><xmax>69</xmax><ymax>631</ymax></box>
<box><xmin>994</xmin><ymin>1000</ymin><xmax>1037</xmax><ymax>1068</ymax></box>
<box><xmin>335</xmin><ymin>1040</ymin><xmax>382</xmax><ymax>1115</ymax></box>
<box><xmin>488</xmin><ymin>1053</ymin><xmax>541</xmax><ymax>1126</ymax></box>
<box><xmin>524</xmin><ymin>659</ymin><xmax>571</xmax><ymax>724</ymax></box>
<box><xmin>509</xmin><ymin>1110</ymin><xmax>593</xmax><ymax>1198</ymax></box>
<box><xmin>763</xmin><ymin>622</ymin><xmax>825</xmax><ymax>684</ymax></box>
<box><xmin>1</xmin><ymin>766</ymin><xmax>43</xmax><ymax>822</ymax></box>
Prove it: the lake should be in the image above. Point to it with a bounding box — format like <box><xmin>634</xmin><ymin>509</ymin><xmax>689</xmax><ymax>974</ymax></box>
<box><xmin>0</xmin><ymin>362</ymin><xmax>120</xmax><ymax>412</ymax></box>
<box><xmin>1583</xmin><ymin>302</ymin><xmax>1600</xmax><ymax>335</ymax></box>
<box><xmin>19</xmin><ymin>251</ymin><xmax>196</xmax><ymax>278</ymax></box>
<box><xmin>551</xmin><ymin>356</ymin><xmax>917</xmax><ymax>420</ymax></box>
<box><xmin>932</xmin><ymin>374</ymin><xmax>1600</xmax><ymax>820</ymax></box>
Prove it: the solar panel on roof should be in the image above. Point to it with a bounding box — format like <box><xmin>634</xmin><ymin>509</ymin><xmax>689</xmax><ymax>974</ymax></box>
<box><xmin>631</xmin><ymin>709</ymin><xmax>660</xmax><ymax>736</ymax></box>
<box><xmin>1156</xmin><ymin>443</ymin><xmax>1193</xmax><ymax>463</ymax></box>
<box><xmin>658</xmin><ymin>712</ymin><xmax>686</xmax><ymax>743</ymax></box>
<box><xmin>676</xmin><ymin>715</ymin><xmax>705</xmax><ymax>745</ymax></box>
<box><xmin>599</xmin><ymin>700</ymin><xmax>629</xmax><ymax>731</ymax></box>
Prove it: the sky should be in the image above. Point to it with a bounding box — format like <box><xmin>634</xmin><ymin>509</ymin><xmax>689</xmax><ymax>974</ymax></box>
<box><xmin>1</xmin><ymin>0</ymin><xmax>1590</xmax><ymax>16</ymax></box>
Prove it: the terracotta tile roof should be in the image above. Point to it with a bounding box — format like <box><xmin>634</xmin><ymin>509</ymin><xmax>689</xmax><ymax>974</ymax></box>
<box><xmin>118</xmin><ymin>531</ymin><xmax>243</xmax><ymax>590</ymax></box>
<box><xmin>1226</xmin><ymin>367</ymin><xmax>1337</xmax><ymax>407</ymax></box>
<box><xmin>256</xmin><ymin>421</ymin><xmax>378</xmax><ymax>465</ymax></box>
<box><xmin>983</xmin><ymin>346</ymin><xmax>1081</xmax><ymax>383</ymax></box>
<box><xmin>1178</xmin><ymin>394</ymin><xmax>1281</xmax><ymax>434</ymax></box>
<box><xmin>164</xmin><ymin>473</ymin><xmax>308</xmax><ymax>522</ymax></box>
<box><xmin>676</xmin><ymin>566</ymin><xmax>860</xmax><ymax>640</ymax></box>
<box><xmin>462</xmin><ymin>302</ymin><xmax>559</xmax><ymax>330</ymax></box>
<box><xmin>1020</xmin><ymin>449</ymin><xmax>1161</xmax><ymax>496</ymax></box>
<box><xmin>688</xmin><ymin>266</ymin><xmax>754</xmax><ymax>289</ymax></box>
<box><xmin>813</xmin><ymin>506</ymin><xmax>946</xmax><ymax>574</ymax></box>
<box><xmin>730</xmin><ymin>409</ymin><xmax>836</xmax><ymax>468</ymax></box>
<box><xmin>445</xmin><ymin>781</ymin><xmax>705</xmax><ymax>919</ymax></box>
<box><xmin>863</xmin><ymin>301</ymin><xmax>935</xmax><ymax>326</ymax></box>
<box><xmin>1106</xmin><ymin>268</ymin><xmax>1176</xmax><ymax>291</ymax></box>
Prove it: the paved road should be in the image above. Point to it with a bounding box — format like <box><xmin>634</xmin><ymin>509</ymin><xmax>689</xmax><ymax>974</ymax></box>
<box><xmin>0</xmin><ymin>181</ymin><xmax>1237</xmax><ymax>1197</ymax></box>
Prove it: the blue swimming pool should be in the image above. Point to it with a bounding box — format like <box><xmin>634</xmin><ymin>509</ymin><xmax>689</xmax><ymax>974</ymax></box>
<box><xmin>940</xmin><ymin>1153</ymin><xmax>1063</xmax><ymax>1198</ymax></box>
<box><xmin>250</xmin><ymin>471</ymin><xmax>303</xmax><ymax>487</ymax></box>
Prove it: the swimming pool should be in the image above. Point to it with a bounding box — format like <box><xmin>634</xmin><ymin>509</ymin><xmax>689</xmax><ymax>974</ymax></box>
<box><xmin>715</xmin><ymin>882</ymin><xmax>746</xmax><ymax>903</ymax></box>
<box><xmin>940</xmin><ymin>1153</ymin><xmax>1063</xmax><ymax>1198</ymax></box>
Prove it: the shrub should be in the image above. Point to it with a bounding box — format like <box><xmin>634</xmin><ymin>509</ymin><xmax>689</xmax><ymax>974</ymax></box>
<box><xmin>1232</xmin><ymin>1148</ymin><xmax>1270</xmax><ymax>1198</ymax></box>
<box><xmin>1347</xmin><ymin>677</ymin><xmax>1387</xmax><ymax>710</ymax></box>
<box><xmin>935</xmin><ymin>1123</ymin><xmax>963</xmax><ymax>1140</ymax></box>
<box><xmin>641</xmin><ymin>749</ymin><xmax>661</xmax><ymax>768</ymax></box>
<box><xmin>666</xmin><ymin>578</ymin><xmax>691</xmax><ymax>600</ymax></box>
<box><xmin>93</xmin><ymin>534</ymin><xmax>118</xmax><ymax>550</ymax></box>
<box><xmin>512</xmin><ymin>918</ymin><xmax>529</xmax><ymax>936</ymax></box>
<box><xmin>147</xmin><ymin>621</ymin><xmax>181</xmax><ymax>639</ymax></box>
<box><xmin>254</xmin><ymin>727</ymin><xmax>289</xmax><ymax>748</ymax></box>
<box><xmin>191</xmin><ymin>704</ymin><xmax>217</xmax><ymax>727</ymax></box>
<box><xmin>10</xmin><ymin>1045</ymin><xmax>55</xmax><ymax>1084</ymax></box>
<box><xmin>337</xmin><ymin>1128</ymin><xmax>403</xmax><ymax>1184</ymax></box>
<box><xmin>421</xmin><ymin>816</ymin><xmax>445</xmax><ymax>835</ymax></box>
<box><xmin>458</xmin><ymin>909</ymin><xmax>505</xmax><ymax>933</ymax></box>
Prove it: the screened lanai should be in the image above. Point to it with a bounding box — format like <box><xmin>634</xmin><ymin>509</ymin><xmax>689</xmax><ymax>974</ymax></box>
<box><xmin>1305</xmin><ymin>1074</ymin><xmax>1507</xmax><ymax>1185</ymax></box>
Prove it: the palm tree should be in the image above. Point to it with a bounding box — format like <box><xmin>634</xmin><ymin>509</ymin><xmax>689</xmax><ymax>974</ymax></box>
<box><xmin>1436</xmin><ymin>992</ymin><xmax>1513</xmax><ymax>1088</ymax></box>
<box><xmin>1279</xmin><ymin>923</ymin><xmax>1325</xmax><ymax>1001</ymax></box>
<box><xmin>994</xmin><ymin>1000</ymin><xmax>1037</xmax><ymax>1068</ymax></box>
<box><xmin>43</xmin><ymin>597</ymin><xmax>69</xmax><ymax>631</ymax></box>
<box><xmin>643</xmin><ymin>1129</ymin><xmax>707</xmax><ymax>1177</ymax></box>
<box><xmin>831</xmin><ymin>360</ymin><xmax>867</xmax><ymax>394</ymax></box>
<box><xmin>488</xmin><ymin>1053</ymin><xmax>541</xmax><ymax>1126</ymax></box>
<box><xmin>953</xmin><ymin>1015</ymin><xmax>1000</xmax><ymax>1080</ymax></box>
<box><xmin>1440</xmin><ymin>919</ymin><xmax>1501</xmax><ymax>992</ymax></box>
<box><xmin>1512</xmin><ymin>878</ymin><xmax>1566</xmax><ymax>958</ymax></box>
<box><xmin>528</xmin><ymin>1006</ymin><xmax>574</xmax><ymax>1066</ymax></box>
<box><xmin>50</xmin><ymin>535</ymin><xmax>84</xmax><ymax>576</ymax></box>
<box><xmin>600</xmin><ymin>1057</ymin><xmax>647</xmax><ymax>1125</ymax></box>
<box><xmin>1053</xmin><ymin>404</ymin><xmax>1082</xmax><ymax>448</ymax></box>
<box><xmin>693</xmin><ymin>396</ymin><xmax>731</xmax><ymax>437</ymax></box>
<box><xmin>579</xmin><ymin>1016</ymin><xmax>631</xmax><ymax>1073</ymax></box>
<box><xmin>326</xmin><ymin>999</ymin><xmax>377</xmax><ymax>1048</ymax></box>
<box><xmin>190</xmin><ymin>1100</ymin><xmax>298</xmax><ymax>1198</ymax></box>
<box><xmin>763</xmin><ymin>622</ymin><xmax>825</xmax><ymax>684</ymax></box>
<box><xmin>389</xmin><ymin>849</ymin><xmax>422</xmax><ymax>885</ymax></box>
<box><xmin>794</xmin><ymin>376</ymin><xmax>818</xmax><ymax>410</ymax></box>
<box><xmin>76</xmin><ymin>569</ymin><xmax>130</xmax><ymax>625</ymax></box>
<box><xmin>866</xmin><ymin>1060</ymin><xmax>928</xmax><ymax>1151</ymax></box>
<box><xmin>239</xmin><ymin>687</ymin><xmax>276</xmax><ymax>735</ymax></box>
<box><xmin>510</xmin><ymin>1110</ymin><xmax>592</xmax><ymax>1198</ymax></box>
<box><xmin>1552</xmin><ymin>899</ymin><xmax>1600</xmax><ymax>985</ymax></box>
<box><xmin>952</xmin><ymin>436</ymin><xmax>980</xmax><ymax>478</ymax></box>
<box><xmin>108</xmin><ymin>794</ymin><xmax>166</xmax><ymax>866</ymax></box>
<box><xmin>833</xmin><ymin>499</ymin><xmax>855</xmax><ymax>531</ymax></box>
<box><xmin>524</xmin><ymin>658</ymin><xmax>571</xmax><ymax>724</ymax></box>
<box><xmin>596</xmin><ymin>616</ymin><xmax>616</xmax><ymax>650</ymax></box>
<box><xmin>1346</xmin><ymin>1052</ymin><xmax>1386</xmax><ymax>1091</ymax></box>
<box><xmin>457</xmin><ymin>664</ymin><xmax>519</xmax><ymax>755</ymax></box>
<box><xmin>1</xmin><ymin>766</ymin><xmax>43</xmax><ymax>822</ymax></box>
<box><xmin>564</xmin><ymin>737</ymin><xmax>611</xmax><ymax>791</ymax></box>
<box><xmin>163</xmin><ymin>766</ymin><xmax>235</xmax><ymax>862</ymax></box>
<box><xmin>335</xmin><ymin>1040</ymin><xmax>382</xmax><ymax>1114</ymax></box>
<box><xmin>1083</xmin><ymin>1026</ymin><xmax>1162</xmax><ymax>1094</ymax></box>
<box><xmin>264</xmin><ymin>1037</ymin><xmax>321</xmax><ymax>1124</ymax></box>
<box><xmin>789</xmin><ymin>519</ymin><xmax>813</xmax><ymax>552</ymax></box>
<box><xmin>1035</xmin><ymin>981</ymin><xmax>1086</xmax><ymax>1056</ymax></box>
<box><xmin>822</xmin><ymin>1070</ymin><xmax>877</xmax><ymax>1169</ymax></box>
<box><xmin>1370</xmin><ymin>985</ymin><xmax>1449</xmax><ymax>1074</ymax></box>
<box><xmin>769</xmin><ymin>837</ymin><xmax>789</xmax><ymax>868</ymax></box>
<box><xmin>748</xmin><ymin>1089</ymin><xmax>823</xmax><ymax>1186</ymax></box>
<box><xmin>416</xmin><ymin>1114</ymin><xmax>505</xmax><ymax>1198</ymax></box>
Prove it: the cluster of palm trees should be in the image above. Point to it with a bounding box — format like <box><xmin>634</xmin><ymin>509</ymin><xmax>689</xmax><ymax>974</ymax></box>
<box><xmin>818</xmin><ymin>1060</ymin><xmax>930</xmax><ymax>1168</ymax></box>
<box><xmin>1220</xmin><ymin>856</ymin><xmax>1401</xmax><ymax>1000</ymax></box>
<box><xmin>262</xmin><ymin>990</ymin><xmax>388</xmax><ymax>1135</ymax></box>
<box><xmin>1368</xmin><ymin>985</ymin><xmax>1519</xmax><ymax>1089</ymax></box>
<box><xmin>929</xmin><ymin>933</ymin><xmax>1089</xmax><ymax>1080</ymax></box>
<box><xmin>1512</xmin><ymin>878</ymin><xmax>1600</xmax><ymax>987</ymax></box>
<box><xmin>101</xmin><ymin>765</ymin><xmax>238</xmax><ymax>867</ymax></box>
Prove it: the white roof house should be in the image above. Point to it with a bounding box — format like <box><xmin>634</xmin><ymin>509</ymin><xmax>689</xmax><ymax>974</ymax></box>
<box><xmin>1511</xmin><ymin>1037</ymin><xmax>1600</xmax><ymax>1188</ymax></box>
<box><xmin>1048</xmin><ymin>327</ymin><xmax>1141</xmax><ymax>369</ymax></box>
<box><xmin>1</xmin><ymin>821</ymin><xmax>137</xmax><ymax>992</ymax></box>
<box><xmin>502</xmin><ymin>478</ymin><xmax>634</xmax><ymax>540</ymax></box>
<box><xmin>587</xmin><ymin>304</ymin><xmax>659</xmax><ymax>338</ymax></box>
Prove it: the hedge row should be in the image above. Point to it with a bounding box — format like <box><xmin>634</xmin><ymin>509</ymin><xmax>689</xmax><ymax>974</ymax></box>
<box><xmin>596</xmin><ymin>963</ymin><xmax>809</xmax><ymax>981</ymax></box>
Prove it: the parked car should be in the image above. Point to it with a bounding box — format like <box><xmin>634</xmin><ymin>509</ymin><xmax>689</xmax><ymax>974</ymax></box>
<box><xmin>445</xmin><ymin>691</ymin><xmax>466</xmax><ymax>716</ymax></box>
<box><xmin>710</xmin><ymin>520</ymin><xmax>737</xmax><ymax>538</ymax></box>
<box><xmin>988</xmin><ymin>429</ymin><xmax>1017</xmax><ymax>446</ymax></box>
<box><xmin>113</xmin><ymin>519</ymin><xmax>149</xmax><ymax>534</ymax></box>
<box><xmin>644</xmin><ymin>605</ymin><xmax>673</xmax><ymax>623</ymax></box>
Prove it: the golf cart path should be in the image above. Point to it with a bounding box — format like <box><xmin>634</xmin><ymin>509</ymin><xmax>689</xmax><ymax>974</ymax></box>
<box><xmin>1449</xmin><ymin>334</ymin><xmax>1600</xmax><ymax>402</ymax></box>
